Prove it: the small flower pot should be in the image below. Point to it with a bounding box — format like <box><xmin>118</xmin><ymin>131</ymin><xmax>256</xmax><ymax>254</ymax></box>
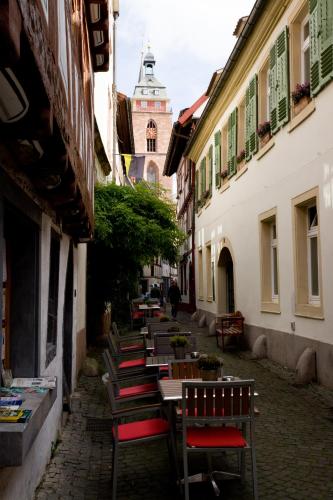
<box><xmin>174</xmin><ymin>347</ymin><xmax>186</xmax><ymax>359</ymax></box>
<box><xmin>259</xmin><ymin>132</ymin><xmax>271</xmax><ymax>147</ymax></box>
<box><xmin>293</xmin><ymin>95</ymin><xmax>311</xmax><ymax>116</ymax></box>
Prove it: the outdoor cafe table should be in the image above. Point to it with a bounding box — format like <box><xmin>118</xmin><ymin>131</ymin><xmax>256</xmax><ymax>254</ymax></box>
<box><xmin>146</xmin><ymin>354</ymin><xmax>175</xmax><ymax>368</ymax></box>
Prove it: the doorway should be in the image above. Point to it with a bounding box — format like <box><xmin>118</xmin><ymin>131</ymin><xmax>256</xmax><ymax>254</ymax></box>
<box><xmin>217</xmin><ymin>247</ymin><xmax>235</xmax><ymax>314</ymax></box>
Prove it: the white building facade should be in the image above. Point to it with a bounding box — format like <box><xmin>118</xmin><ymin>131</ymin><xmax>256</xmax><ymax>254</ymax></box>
<box><xmin>187</xmin><ymin>0</ymin><xmax>333</xmax><ymax>388</ymax></box>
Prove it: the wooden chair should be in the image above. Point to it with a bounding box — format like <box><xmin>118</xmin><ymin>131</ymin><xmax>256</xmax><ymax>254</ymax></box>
<box><xmin>102</xmin><ymin>350</ymin><xmax>158</xmax><ymax>403</ymax></box>
<box><xmin>111</xmin><ymin>322</ymin><xmax>145</xmax><ymax>353</ymax></box>
<box><xmin>107</xmin><ymin>334</ymin><xmax>147</xmax><ymax>376</ymax></box>
<box><xmin>168</xmin><ymin>359</ymin><xmax>201</xmax><ymax>379</ymax></box>
<box><xmin>181</xmin><ymin>379</ymin><xmax>258</xmax><ymax>499</ymax></box>
<box><xmin>215</xmin><ymin>313</ymin><xmax>245</xmax><ymax>351</ymax></box>
<box><xmin>105</xmin><ymin>378</ymin><xmax>177</xmax><ymax>500</ymax></box>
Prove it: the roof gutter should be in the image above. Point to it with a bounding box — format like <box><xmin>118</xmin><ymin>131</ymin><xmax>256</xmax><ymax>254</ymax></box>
<box><xmin>184</xmin><ymin>0</ymin><xmax>266</xmax><ymax>158</ymax></box>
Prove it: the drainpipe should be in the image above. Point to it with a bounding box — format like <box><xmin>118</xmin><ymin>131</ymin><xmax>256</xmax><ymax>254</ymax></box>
<box><xmin>112</xmin><ymin>0</ymin><xmax>119</xmax><ymax>182</ymax></box>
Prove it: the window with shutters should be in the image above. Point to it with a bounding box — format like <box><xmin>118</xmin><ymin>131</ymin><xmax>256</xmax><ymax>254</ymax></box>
<box><xmin>237</xmin><ymin>98</ymin><xmax>246</xmax><ymax>168</ymax></box>
<box><xmin>200</xmin><ymin>157</ymin><xmax>207</xmax><ymax>200</ymax></box>
<box><xmin>146</xmin><ymin>120</ymin><xmax>157</xmax><ymax>152</ymax></box>
<box><xmin>221</xmin><ymin>125</ymin><xmax>228</xmax><ymax>183</ymax></box>
<box><xmin>259</xmin><ymin>208</ymin><xmax>280</xmax><ymax>313</ymax></box>
<box><xmin>227</xmin><ymin>108</ymin><xmax>237</xmax><ymax>178</ymax></box>
<box><xmin>214</xmin><ymin>130</ymin><xmax>221</xmax><ymax>189</ymax></box>
<box><xmin>309</xmin><ymin>0</ymin><xmax>333</xmax><ymax>96</ymax></box>
<box><xmin>269</xmin><ymin>26</ymin><xmax>290</xmax><ymax>134</ymax></box>
<box><xmin>290</xmin><ymin>3</ymin><xmax>312</xmax><ymax>117</ymax></box>
<box><xmin>208</xmin><ymin>145</ymin><xmax>213</xmax><ymax>196</ymax></box>
<box><xmin>195</xmin><ymin>169</ymin><xmax>199</xmax><ymax>212</ymax></box>
<box><xmin>293</xmin><ymin>187</ymin><xmax>323</xmax><ymax>319</ymax></box>
<box><xmin>258</xmin><ymin>59</ymin><xmax>271</xmax><ymax>126</ymax></box>
<box><xmin>246</xmin><ymin>74</ymin><xmax>259</xmax><ymax>158</ymax></box>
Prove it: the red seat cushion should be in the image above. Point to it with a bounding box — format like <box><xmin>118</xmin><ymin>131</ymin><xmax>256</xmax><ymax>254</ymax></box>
<box><xmin>120</xmin><ymin>343</ymin><xmax>143</xmax><ymax>352</ymax></box>
<box><xmin>119</xmin><ymin>358</ymin><xmax>145</xmax><ymax>369</ymax></box>
<box><xmin>116</xmin><ymin>418</ymin><xmax>169</xmax><ymax>441</ymax></box>
<box><xmin>187</xmin><ymin>426</ymin><xmax>247</xmax><ymax>448</ymax></box>
<box><xmin>132</xmin><ymin>312</ymin><xmax>144</xmax><ymax>319</ymax></box>
<box><xmin>117</xmin><ymin>382</ymin><xmax>157</xmax><ymax>398</ymax></box>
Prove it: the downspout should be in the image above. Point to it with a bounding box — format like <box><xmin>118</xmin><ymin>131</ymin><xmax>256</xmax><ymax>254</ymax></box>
<box><xmin>112</xmin><ymin>0</ymin><xmax>119</xmax><ymax>182</ymax></box>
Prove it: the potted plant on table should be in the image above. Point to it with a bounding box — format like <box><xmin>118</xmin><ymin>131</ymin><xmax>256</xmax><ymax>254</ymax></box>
<box><xmin>170</xmin><ymin>335</ymin><xmax>189</xmax><ymax>359</ymax></box>
<box><xmin>197</xmin><ymin>354</ymin><xmax>223</xmax><ymax>381</ymax></box>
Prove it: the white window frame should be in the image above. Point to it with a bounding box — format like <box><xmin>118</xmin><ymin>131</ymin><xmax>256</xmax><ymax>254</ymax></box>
<box><xmin>301</xmin><ymin>15</ymin><xmax>310</xmax><ymax>83</ymax></box>
<box><xmin>271</xmin><ymin>222</ymin><xmax>279</xmax><ymax>302</ymax></box>
<box><xmin>307</xmin><ymin>205</ymin><xmax>320</xmax><ymax>304</ymax></box>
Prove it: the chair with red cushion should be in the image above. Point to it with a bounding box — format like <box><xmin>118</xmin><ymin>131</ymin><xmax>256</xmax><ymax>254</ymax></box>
<box><xmin>181</xmin><ymin>379</ymin><xmax>258</xmax><ymax>500</ymax></box>
<box><xmin>112</xmin><ymin>322</ymin><xmax>145</xmax><ymax>351</ymax></box>
<box><xmin>107</xmin><ymin>333</ymin><xmax>148</xmax><ymax>376</ymax></box>
<box><xmin>105</xmin><ymin>378</ymin><xmax>178</xmax><ymax>500</ymax></box>
<box><xmin>103</xmin><ymin>350</ymin><xmax>158</xmax><ymax>403</ymax></box>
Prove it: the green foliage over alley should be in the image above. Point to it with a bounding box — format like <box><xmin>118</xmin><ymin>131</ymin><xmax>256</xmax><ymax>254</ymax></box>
<box><xmin>87</xmin><ymin>182</ymin><xmax>185</xmax><ymax>335</ymax></box>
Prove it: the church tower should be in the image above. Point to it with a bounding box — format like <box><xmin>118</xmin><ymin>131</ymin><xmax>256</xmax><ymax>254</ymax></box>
<box><xmin>131</xmin><ymin>48</ymin><xmax>173</xmax><ymax>192</ymax></box>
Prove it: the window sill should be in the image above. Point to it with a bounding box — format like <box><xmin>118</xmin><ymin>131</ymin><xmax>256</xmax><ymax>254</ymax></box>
<box><xmin>256</xmin><ymin>137</ymin><xmax>275</xmax><ymax>160</ymax></box>
<box><xmin>207</xmin><ymin>296</ymin><xmax>213</xmax><ymax>302</ymax></box>
<box><xmin>198</xmin><ymin>296</ymin><xmax>204</xmax><ymax>301</ymax></box>
<box><xmin>261</xmin><ymin>301</ymin><xmax>281</xmax><ymax>314</ymax></box>
<box><xmin>295</xmin><ymin>303</ymin><xmax>324</xmax><ymax>319</ymax></box>
<box><xmin>0</xmin><ymin>382</ymin><xmax>57</xmax><ymax>466</ymax></box>
<box><xmin>219</xmin><ymin>181</ymin><xmax>230</xmax><ymax>193</ymax></box>
<box><xmin>204</xmin><ymin>200</ymin><xmax>211</xmax><ymax>210</ymax></box>
<box><xmin>288</xmin><ymin>100</ymin><xmax>316</xmax><ymax>133</ymax></box>
<box><xmin>235</xmin><ymin>166</ymin><xmax>248</xmax><ymax>181</ymax></box>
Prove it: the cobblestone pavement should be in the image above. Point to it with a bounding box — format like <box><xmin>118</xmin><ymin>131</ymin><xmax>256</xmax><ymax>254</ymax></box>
<box><xmin>35</xmin><ymin>310</ymin><xmax>333</xmax><ymax>500</ymax></box>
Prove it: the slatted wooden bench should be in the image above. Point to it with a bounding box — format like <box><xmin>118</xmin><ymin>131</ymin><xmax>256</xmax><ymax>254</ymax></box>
<box><xmin>215</xmin><ymin>314</ymin><xmax>244</xmax><ymax>351</ymax></box>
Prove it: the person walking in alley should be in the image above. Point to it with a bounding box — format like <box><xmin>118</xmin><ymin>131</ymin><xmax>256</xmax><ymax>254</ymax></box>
<box><xmin>167</xmin><ymin>279</ymin><xmax>181</xmax><ymax>319</ymax></box>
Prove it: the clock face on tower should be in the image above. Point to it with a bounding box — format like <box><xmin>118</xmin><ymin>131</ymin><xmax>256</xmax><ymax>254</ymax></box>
<box><xmin>146</xmin><ymin>128</ymin><xmax>157</xmax><ymax>139</ymax></box>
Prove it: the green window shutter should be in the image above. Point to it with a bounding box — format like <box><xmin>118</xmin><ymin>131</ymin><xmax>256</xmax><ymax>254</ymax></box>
<box><xmin>269</xmin><ymin>27</ymin><xmax>290</xmax><ymax>133</ymax></box>
<box><xmin>208</xmin><ymin>145</ymin><xmax>213</xmax><ymax>195</ymax></box>
<box><xmin>276</xmin><ymin>27</ymin><xmax>290</xmax><ymax>128</ymax></box>
<box><xmin>310</xmin><ymin>0</ymin><xmax>321</xmax><ymax>95</ymax></box>
<box><xmin>227</xmin><ymin>108</ymin><xmax>237</xmax><ymax>177</ymax></box>
<box><xmin>320</xmin><ymin>0</ymin><xmax>333</xmax><ymax>88</ymax></box>
<box><xmin>214</xmin><ymin>131</ymin><xmax>221</xmax><ymax>188</ymax></box>
<box><xmin>201</xmin><ymin>158</ymin><xmax>206</xmax><ymax>196</ymax></box>
<box><xmin>195</xmin><ymin>170</ymin><xmax>199</xmax><ymax>212</ymax></box>
<box><xmin>245</xmin><ymin>74</ymin><xmax>258</xmax><ymax>161</ymax></box>
<box><xmin>269</xmin><ymin>43</ymin><xmax>278</xmax><ymax>134</ymax></box>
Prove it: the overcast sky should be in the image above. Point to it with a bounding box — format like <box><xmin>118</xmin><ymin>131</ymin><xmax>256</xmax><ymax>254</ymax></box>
<box><xmin>117</xmin><ymin>0</ymin><xmax>256</xmax><ymax>120</ymax></box>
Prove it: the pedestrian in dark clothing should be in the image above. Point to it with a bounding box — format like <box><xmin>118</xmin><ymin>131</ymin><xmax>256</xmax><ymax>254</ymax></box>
<box><xmin>167</xmin><ymin>280</ymin><xmax>181</xmax><ymax>319</ymax></box>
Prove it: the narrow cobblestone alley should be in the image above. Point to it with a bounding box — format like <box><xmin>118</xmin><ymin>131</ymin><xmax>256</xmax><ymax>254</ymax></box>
<box><xmin>34</xmin><ymin>312</ymin><xmax>333</xmax><ymax>500</ymax></box>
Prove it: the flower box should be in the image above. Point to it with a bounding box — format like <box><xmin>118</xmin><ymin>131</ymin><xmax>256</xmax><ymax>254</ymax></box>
<box><xmin>260</xmin><ymin>132</ymin><xmax>271</xmax><ymax>147</ymax></box>
<box><xmin>293</xmin><ymin>95</ymin><xmax>311</xmax><ymax>116</ymax></box>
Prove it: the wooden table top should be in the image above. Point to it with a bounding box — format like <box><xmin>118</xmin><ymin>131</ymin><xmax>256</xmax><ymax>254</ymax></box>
<box><xmin>145</xmin><ymin>355</ymin><xmax>175</xmax><ymax>367</ymax></box>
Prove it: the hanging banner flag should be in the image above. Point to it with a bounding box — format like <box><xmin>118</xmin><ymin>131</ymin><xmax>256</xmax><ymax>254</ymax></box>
<box><xmin>123</xmin><ymin>155</ymin><xmax>145</xmax><ymax>183</ymax></box>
